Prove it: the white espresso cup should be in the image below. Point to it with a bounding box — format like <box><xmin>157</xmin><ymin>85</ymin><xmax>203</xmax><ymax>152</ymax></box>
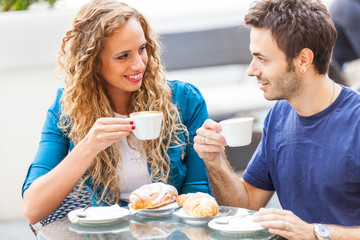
<box><xmin>219</xmin><ymin>117</ymin><xmax>254</xmax><ymax>147</ymax></box>
<box><xmin>129</xmin><ymin>111</ymin><xmax>163</xmax><ymax>140</ymax></box>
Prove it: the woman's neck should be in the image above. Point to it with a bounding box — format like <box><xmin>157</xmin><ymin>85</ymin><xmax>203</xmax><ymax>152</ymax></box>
<box><xmin>107</xmin><ymin>90</ymin><xmax>132</xmax><ymax>115</ymax></box>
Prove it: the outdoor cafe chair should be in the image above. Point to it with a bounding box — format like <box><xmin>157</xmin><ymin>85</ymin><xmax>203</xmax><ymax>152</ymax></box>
<box><xmin>29</xmin><ymin>181</ymin><xmax>92</xmax><ymax>236</ymax></box>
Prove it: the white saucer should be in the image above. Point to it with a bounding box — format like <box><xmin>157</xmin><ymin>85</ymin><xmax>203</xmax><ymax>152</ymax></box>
<box><xmin>208</xmin><ymin>214</ymin><xmax>264</xmax><ymax>234</ymax></box>
<box><xmin>173</xmin><ymin>206</ymin><xmax>231</xmax><ymax>225</ymax></box>
<box><xmin>69</xmin><ymin>220</ymin><xmax>130</xmax><ymax>234</ymax></box>
<box><xmin>128</xmin><ymin>202</ymin><xmax>180</xmax><ymax>218</ymax></box>
<box><xmin>68</xmin><ymin>205</ymin><xmax>130</xmax><ymax>225</ymax></box>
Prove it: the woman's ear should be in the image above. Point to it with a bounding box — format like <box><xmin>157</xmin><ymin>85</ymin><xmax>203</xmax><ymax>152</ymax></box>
<box><xmin>294</xmin><ymin>48</ymin><xmax>314</xmax><ymax>73</ymax></box>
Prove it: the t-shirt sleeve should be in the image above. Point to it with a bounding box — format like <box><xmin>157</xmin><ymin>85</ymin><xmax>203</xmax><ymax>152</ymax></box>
<box><xmin>21</xmin><ymin>89</ymin><xmax>70</xmax><ymax>197</ymax></box>
<box><xmin>242</xmin><ymin>113</ymin><xmax>275</xmax><ymax>191</ymax></box>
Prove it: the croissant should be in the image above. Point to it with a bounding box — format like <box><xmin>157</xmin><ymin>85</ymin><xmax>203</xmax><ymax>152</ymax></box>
<box><xmin>129</xmin><ymin>182</ymin><xmax>178</xmax><ymax>209</ymax></box>
<box><xmin>176</xmin><ymin>193</ymin><xmax>189</xmax><ymax>206</ymax></box>
<box><xmin>177</xmin><ymin>192</ymin><xmax>219</xmax><ymax>217</ymax></box>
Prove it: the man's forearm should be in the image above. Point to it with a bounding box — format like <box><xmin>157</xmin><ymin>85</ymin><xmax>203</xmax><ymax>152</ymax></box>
<box><xmin>205</xmin><ymin>152</ymin><xmax>249</xmax><ymax>207</ymax></box>
<box><xmin>328</xmin><ymin>225</ymin><xmax>360</xmax><ymax>240</ymax></box>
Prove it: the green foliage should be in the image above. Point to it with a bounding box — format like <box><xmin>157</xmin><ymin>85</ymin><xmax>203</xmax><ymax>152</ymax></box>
<box><xmin>0</xmin><ymin>0</ymin><xmax>57</xmax><ymax>11</ymax></box>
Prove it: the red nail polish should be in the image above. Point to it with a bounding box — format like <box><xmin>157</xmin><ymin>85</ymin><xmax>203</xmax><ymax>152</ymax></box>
<box><xmin>132</xmin><ymin>126</ymin><xmax>135</xmax><ymax>130</ymax></box>
<box><xmin>130</xmin><ymin>121</ymin><xmax>133</xmax><ymax>124</ymax></box>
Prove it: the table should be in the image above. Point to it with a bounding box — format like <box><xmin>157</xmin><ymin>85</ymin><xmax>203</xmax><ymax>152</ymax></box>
<box><xmin>37</xmin><ymin>206</ymin><xmax>279</xmax><ymax>240</ymax></box>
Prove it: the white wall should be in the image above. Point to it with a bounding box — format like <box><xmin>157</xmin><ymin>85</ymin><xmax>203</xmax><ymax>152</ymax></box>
<box><xmin>0</xmin><ymin>68</ymin><xmax>63</xmax><ymax>221</ymax></box>
<box><xmin>0</xmin><ymin>10</ymin><xmax>73</xmax><ymax>221</ymax></box>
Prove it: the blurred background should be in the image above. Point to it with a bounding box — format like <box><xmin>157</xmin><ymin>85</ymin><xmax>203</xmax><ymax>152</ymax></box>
<box><xmin>2</xmin><ymin>0</ymin><xmax>358</xmax><ymax>239</ymax></box>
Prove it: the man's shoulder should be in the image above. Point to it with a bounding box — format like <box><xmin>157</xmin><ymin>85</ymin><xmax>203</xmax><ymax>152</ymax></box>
<box><xmin>270</xmin><ymin>100</ymin><xmax>292</xmax><ymax>114</ymax></box>
<box><xmin>262</xmin><ymin>100</ymin><xmax>292</xmax><ymax>130</ymax></box>
<box><xmin>339</xmin><ymin>86</ymin><xmax>360</xmax><ymax>111</ymax></box>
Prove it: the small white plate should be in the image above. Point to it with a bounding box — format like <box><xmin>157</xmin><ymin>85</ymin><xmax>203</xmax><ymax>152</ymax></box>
<box><xmin>128</xmin><ymin>202</ymin><xmax>180</xmax><ymax>218</ymax></box>
<box><xmin>69</xmin><ymin>220</ymin><xmax>130</xmax><ymax>234</ymax></box>
<box><xmin>208</xmin><ymin>213</ymin><xmax>264</xmax><ymax>234</ymax></box>
<box><xmin>209</xmin><ymin>230</ymin><xmax>273</xmax><ymax>239</ymax></box>
<box><xmin>68</xmin><ymin>205</ymin><xmax>130</xmax><ymax>225</ymax></box>
<box><xmin>173</xmin><ymin>206</ymin><xmax>231</xmax><ymax>225</ymax></box>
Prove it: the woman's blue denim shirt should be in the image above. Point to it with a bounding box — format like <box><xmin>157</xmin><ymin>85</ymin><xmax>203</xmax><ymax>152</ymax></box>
<box><xmin>22</xmin><ymin>80</ymin><xmax>212</xmax><ymax>206</ymax></box>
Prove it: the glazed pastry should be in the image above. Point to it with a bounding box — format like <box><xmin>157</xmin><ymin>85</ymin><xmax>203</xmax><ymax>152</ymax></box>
<box><xmin>177</xmin><ymin>192</ymin><xmax>219</xmax><ymax>217</ymax></box>
<box><xmin>176</xmin><ymin>193</ymin><xmax>189</xmax><ymax>206</ymax></box>
<box><xmin>129</xmin><ymin>182</ymin><xmax>178</xmax><ymax>209</ymax></box>
<box><xmin>176</xmin><ymin>192</ymin><xmax>209</xmax><ymax>207</ymax></box>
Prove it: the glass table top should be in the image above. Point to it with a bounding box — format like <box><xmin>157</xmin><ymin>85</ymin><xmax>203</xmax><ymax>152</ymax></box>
<box><xmin>37</xmin><ymin>206</ymin><xmax>279</xmax><ymax>240</ymax></box>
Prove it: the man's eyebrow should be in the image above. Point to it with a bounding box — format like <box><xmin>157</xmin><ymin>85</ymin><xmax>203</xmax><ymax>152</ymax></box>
<box><xmin>252</xmin><ymin>52</ymin><xmax>266</xmax><ymax>57</ymax></box>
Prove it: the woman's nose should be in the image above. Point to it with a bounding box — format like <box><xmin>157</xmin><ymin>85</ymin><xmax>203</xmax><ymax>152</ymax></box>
<box><xmin>130</xmin><ymin>54</ymin><xmax>146</xmax><ymax>70</ymax></box>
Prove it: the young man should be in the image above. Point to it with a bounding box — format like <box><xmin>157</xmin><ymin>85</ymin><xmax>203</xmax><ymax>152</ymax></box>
<box><xmin>194</xmin><ymin>0</ymin><xmax>360</xmax><ymax>239</ymax></box>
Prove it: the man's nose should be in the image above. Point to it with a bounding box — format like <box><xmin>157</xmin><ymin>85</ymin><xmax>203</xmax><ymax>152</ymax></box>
<box><xmin>247</xmin><ymin>60</ymin><xmax>261</xmax><ymax>77</ymax></box>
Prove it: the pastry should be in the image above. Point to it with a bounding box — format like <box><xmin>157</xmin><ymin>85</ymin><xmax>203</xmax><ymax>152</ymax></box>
<box><xmin>176</xmin><ymin>192</ymin><xmax>209</xmax><ymax>207</ymax></box>
<box><xmin>177</xmin><ymin>192</ymin><xmax>219</xmax><ymax>217</ymax></box>
<box><xmin>129</xmin><ymin>182</ymin><xmax>178</xmax><ymax>209</ymax></box>
<box><xmin>175</xmin><ymin>193</ymin><xmax>188</xmax><ymax>206</ymax></box>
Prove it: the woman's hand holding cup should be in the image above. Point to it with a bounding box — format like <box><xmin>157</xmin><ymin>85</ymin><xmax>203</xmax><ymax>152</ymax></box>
<box><xmin>129</xmin><ymin>111</ymin><xmax>163</xmax><ymax>140</ymax></box>
<box><xmin>82</xmin><ymin>117</ymin><xmax>134</xmax><ymax>155</ymax></box>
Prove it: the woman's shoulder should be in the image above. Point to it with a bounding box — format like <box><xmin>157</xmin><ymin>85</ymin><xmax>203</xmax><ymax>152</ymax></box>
<box><xmin>167</xmin><ymin>80</ymin><xmax>203</xmax><ymax>99</ymax></box>
<box><xmin>48</xmin><ymin>88</ymin><xmax>65</xmax><ymax>116</ymax></box>
<box><xmin>54</xmin><ymin>88</ymin><xmax>64</xmax><ymax>102</ymax></box>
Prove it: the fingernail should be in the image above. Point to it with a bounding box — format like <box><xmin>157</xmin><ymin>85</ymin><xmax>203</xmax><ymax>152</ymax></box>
<box><xmin>130</xmin><ymin>121</ymin><xmax>133</xmax><ymax>124</ymax></box>
<box><xmin>132</xmin><ymin>126</ymin><xmax>135</xmax><ymax>130</ymax></box>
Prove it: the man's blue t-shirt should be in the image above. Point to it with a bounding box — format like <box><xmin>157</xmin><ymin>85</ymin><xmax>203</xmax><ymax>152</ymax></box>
<box><xmin>243</xmin><ymin>86</ymin><xmax>360</xmax><ymax>226</ymax></box>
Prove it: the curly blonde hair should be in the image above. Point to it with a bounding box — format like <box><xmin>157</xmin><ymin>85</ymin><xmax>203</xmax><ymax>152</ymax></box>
<box><xmin>57</xmin><ymin>0</ymin><xmax>187</xmax><ymax>204</ymax></box>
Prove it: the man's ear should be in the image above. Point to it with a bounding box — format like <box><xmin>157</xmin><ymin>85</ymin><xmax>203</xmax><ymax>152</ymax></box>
<box><xmin>294</xmin><ymin>48</ymin><xmax>314</xmax><ymax>73</ymax></box>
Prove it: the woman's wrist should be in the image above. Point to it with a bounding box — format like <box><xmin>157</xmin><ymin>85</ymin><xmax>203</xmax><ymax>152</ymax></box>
<box><xmin>76</xmin><ymin>136</ymin><xmax>100</xmax><ymax>161</ymax></box>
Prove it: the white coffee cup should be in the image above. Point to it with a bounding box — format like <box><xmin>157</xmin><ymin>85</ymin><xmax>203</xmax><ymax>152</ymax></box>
<box><xmin>219</xmin><ymin>117</ymin><xmax>254</xmax><ymax>147</ymax></box>
<box><xmin>129</xmin><ymin>111</ymin><xmax>163</xmax><ymax>140</ymax></box>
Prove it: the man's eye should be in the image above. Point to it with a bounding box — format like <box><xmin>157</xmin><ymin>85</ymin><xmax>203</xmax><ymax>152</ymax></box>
<box><xmin>259</xmin><ymin>58</ymin><xmax>265</xmax><ymax>63</ymax></box>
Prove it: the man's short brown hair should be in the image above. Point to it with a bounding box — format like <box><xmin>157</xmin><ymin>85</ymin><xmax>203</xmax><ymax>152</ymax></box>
<box><xmin>245</xmin><ymin>0</ymin><xmax>337</xmax><ymax>74</ymax></box>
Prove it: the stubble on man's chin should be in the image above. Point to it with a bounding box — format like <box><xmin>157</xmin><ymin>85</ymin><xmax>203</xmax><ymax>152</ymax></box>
<box><xmin>264</xmin><ymin>93</ymin><xmax>283</xmax><ymax>101</ymax></box>
<box><xmin>256</xmin><ymin>77</ymin><xmax>282</xmax><ymax>101</ymax></box>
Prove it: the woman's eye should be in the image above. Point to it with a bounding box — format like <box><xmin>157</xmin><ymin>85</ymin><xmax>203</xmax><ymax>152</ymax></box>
<box><xmin>139</xmin><ymin>44</ymin><xmax>147</xmax><ymax>52</ymax></box>
<box><xmin>116</xmin><ymin>54</ymin><xmax>128</xmax><ymax>60</ymax></box>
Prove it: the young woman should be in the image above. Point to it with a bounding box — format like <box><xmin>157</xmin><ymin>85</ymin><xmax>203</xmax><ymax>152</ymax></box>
<box><xmin>22</xmin><ymin>0</ymin><xmax>211</xmax><ymax>225</ymax></box>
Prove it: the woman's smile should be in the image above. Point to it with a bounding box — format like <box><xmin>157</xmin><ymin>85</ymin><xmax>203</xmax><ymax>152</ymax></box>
<box><xmin>125</xmin><ymin>72</ymin><xmax>143</xmax><ymax>82</ymax></box>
